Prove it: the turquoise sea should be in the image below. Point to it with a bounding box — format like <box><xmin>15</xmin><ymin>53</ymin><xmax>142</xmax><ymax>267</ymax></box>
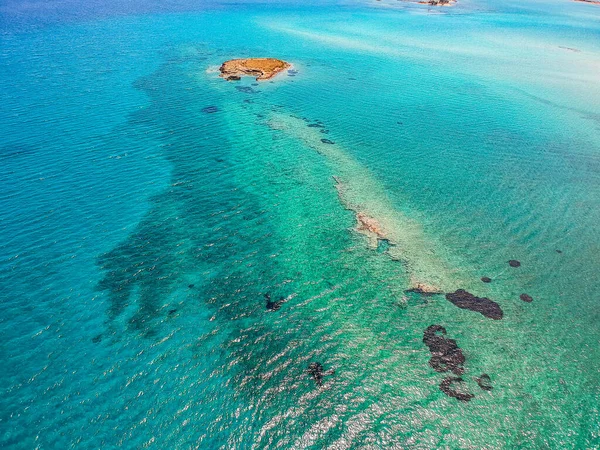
<box><xmin>1</xmin><ymin>0</ymin><xmax>600</xmax><ymax>448</ymax></box>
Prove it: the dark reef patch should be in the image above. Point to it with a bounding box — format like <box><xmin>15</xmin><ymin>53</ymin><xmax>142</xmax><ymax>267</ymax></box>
<box><xmin>168</xmin><ymin>308</ymin><xmax>177</xmax><ymax>316</ymax></box>
<box><xmin>481</xmin><ymin>277</ymin><xmax>492</xmax><ymax>283</ymax></box>
<box><xmin>508</xmin><ymin>259</ymin><xmax>521</xmax><ymax>268</ymax></box>
<box><xmin>440</xmin><ymin>377</ymin><xmax>474</xmax><ymax>402</ymax></box>
<box><xmin>321</xmin><ymin>139</ymin><xmax>335</xmax><ymax>145</ymax></box>
<box><xmin>92</xmin><ymin>334</ymin><xmax>102</xmax><ymax>343</ymax></box>
<box><xmin>520</xmin><ymin>293</ymin><xmax>533</xmax><ymax>303</ymax></box>
<box><xmin>308</xmin><ymin>123</ymin><xmax>324</xmax><ymax>128</ymax></box>
<box><xmin>445</xmin><ymin>289</ymin><xmax>503</xmax><ymax>320</ymax></box>
<box><xmin>475</xmin><ymin>373</ymin><xmax>493</xmax><ymax>391</ymax></box>
<box><xmin>423</xmin><ymin>325</ymin><xmax>465</xmax><ymax>375</ymax></box>
<box><xmin>308</xmin><ymin>362</ymin><xmax>335</xmax><ymax>386</ymax></box>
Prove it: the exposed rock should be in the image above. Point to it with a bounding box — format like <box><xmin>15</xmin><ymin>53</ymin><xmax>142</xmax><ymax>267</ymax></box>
<box><xmin>558</xmin><ymin>46</ymin><xmax>581</xmax><ymax>53</ymax></box>
<box><xmin>475</xmin><ymin>373</ymin><xmax>493</xmax><ymax>391</ymax></box>
<box><xmin>520</xmin><ymin>293</ymin><xmax>533</xmax><ymax>303</ymax></box>
<box><xmin>418</xmin><ymin>0</ymin><xmax>456</xmax><ymax>5</ymax></box>
<box><xmin>445</xmin><ymin>289</ymin><xmax>503</xmax><ymax>320</ymax></box>
<box><xmin>574</xmin><ymin>0</ymin><xmax>600</xmax><ymax>5</ymax></box>
<box><xmin>440</xmin><ymin>377</ymin><xmax>474</xmax><ymax>402</ymax></box>
<box><xmin>406</xmin><ymin>283</ymin><xmax>443</xmax><ymax>296</ymax></box>
<box><xmin>219</xmin><ymin>58</ymin><xmax>291</xmax><ymax>81</ymax></box>
<box><xmin>481</xmin><ymin>277</ymin><xmax>492</xmax><ymax>283</ymax></box>
<box><xmin>308</xmin><ymin>362</ymin><xmax>335</xmax><ymax>386</ymax></box>
<box><xmin>423</xmin><ymin>325</ymin><xmax>465</xmax><ymax>375</ymax></box>
<box><xmin>508</xmin><ymin>260</ymin><xmax>521</xmax><ymax>268</ymax></box>
<box><xmin>356</xmin><ymin>212</ymin><xmax>385</xmax><ymax>238</ymax></box>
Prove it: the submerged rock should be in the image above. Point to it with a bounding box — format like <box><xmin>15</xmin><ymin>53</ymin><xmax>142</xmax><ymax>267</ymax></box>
<box><xmin>376</xmin><ymin>238</ymin><xmax>394</xmax><ymax>254</ymax></box>
<box><xmin>508</xmin><ymin>259</ymin><xmax>521</xmax><ymax>268</ymax></box>
<box><xmin>201</xmin><ymin>106</ymin><xmax>219</xmax><ymax>114</ymax></box>
<box><xmin>92</xmin><ymin>334</ymin><xmax>102</xmax><ymax>344</ymax></box>
<box><xmin>308</xmin><ymin>362</ymin><xmax>335</xmax><ymax>386</ymax></box>
<box><xmin>440</xmin><ymin>377</ymin><xmax>474</xmax><ymax>402</ymax></box>
<box><xmin>321</xmin><ymin>138</ymin><xmax>335</xmax><ymax>144</ymax></box>
<box><xmin>520</xmin><ymin>293</ymin><xmax>533</xmax><ymax>303</ymax></box>
<box><xmin>235</xmin><ymin>86</ymin><xmax>258</xmax><ymax>94</ymax></box>
<box><xmin>445</xmin><ymin>289</ymin><xmax>503</xmax><ymax>320</ymax></box>
<box><xmin>481</xmin><ymin>277</ymin><xmax>492</xmax><ymax>283</ymax></box>
<box><xmin>265</xmin><ymin>293</ymin><xmax>285</xmax><ymax>311</ymax></box>
<box><xmin>423</xmin><ymin>325</ymin><xmax>465</xmax><ymax>375</ymax></box>
<box><xmin>475</xmin><ymin>373</ymin><xmax>493</xmax><ymax>391</ymax></box>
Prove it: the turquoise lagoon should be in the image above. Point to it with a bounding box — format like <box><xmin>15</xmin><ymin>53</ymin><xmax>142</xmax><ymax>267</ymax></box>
<box><xmin>1</xmin><ymin>0</ymin><xmax>600</xmax><ymax>448</ymax></box>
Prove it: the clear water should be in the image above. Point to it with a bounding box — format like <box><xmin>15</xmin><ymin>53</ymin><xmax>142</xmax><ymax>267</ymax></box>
<box><xmin>1</xmin><ymin>0</ymin><xmax>600</xmax><ymax>448</ymax></box>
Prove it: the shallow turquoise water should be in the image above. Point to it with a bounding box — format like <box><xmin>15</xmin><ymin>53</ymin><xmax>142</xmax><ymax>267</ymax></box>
<box><xmin>1</xmin><ymin>0</ymin><xmax>600</xmax><ymax>448</ymax></box>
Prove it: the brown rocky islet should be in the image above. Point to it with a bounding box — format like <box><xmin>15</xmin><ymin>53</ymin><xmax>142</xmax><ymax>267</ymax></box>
<box><xmin>219</xmin><ymin>58</ymin><xmax>291</xmax><ymax>81</ymax></box>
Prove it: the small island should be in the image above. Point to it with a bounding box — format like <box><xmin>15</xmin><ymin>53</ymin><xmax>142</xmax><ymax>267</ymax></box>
<box><xmin>418</xmin><ymin>0</ymin><xmax>456</xmax><ymax>5</ymax></box>
<box><xmin>219</xmin><ymin>58</ymin><xmax>291</xmax><ymax>81</ymax></box>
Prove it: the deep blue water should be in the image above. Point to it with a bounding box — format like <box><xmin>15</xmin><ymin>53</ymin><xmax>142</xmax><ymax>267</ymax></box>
<box><xmin>1</xmin><ymin>0</ymin><xmax>600</xmax><ymax>448</ymax></box>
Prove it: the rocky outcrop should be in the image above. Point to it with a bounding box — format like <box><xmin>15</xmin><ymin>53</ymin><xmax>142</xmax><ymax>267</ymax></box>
<box><xmin>219</xmin><ymin>58</ymin><xmax>291</xmax><ymax>81</ymax></box>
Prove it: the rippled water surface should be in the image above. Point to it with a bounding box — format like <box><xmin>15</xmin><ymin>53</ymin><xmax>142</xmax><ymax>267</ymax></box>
<box><xmin>1</xmin><ymin>0</ymin><xmax>600</xmax><ymax>448</ymax></box>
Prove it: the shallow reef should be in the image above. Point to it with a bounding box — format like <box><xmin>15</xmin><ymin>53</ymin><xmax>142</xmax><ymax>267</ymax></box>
<box><xmin>423</xmin><ymin>325</ymin><xmax>466</xmax><ymax>375</ymax></box>
<box><xmin>445</xmin><ymin>289</ymin><xmax>503</xmax><ymax>320</ymax></box>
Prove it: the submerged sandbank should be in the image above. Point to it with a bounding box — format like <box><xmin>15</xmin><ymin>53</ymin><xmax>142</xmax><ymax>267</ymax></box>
<box><xmin>267</xmin><ymin>113</ymin><xmax>465</xmax><ymax>294</ymax></box>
